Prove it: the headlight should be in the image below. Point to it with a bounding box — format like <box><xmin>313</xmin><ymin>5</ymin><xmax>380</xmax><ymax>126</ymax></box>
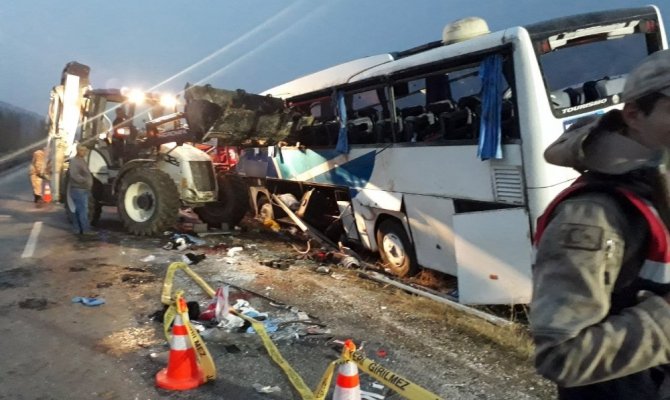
<box><xmin>160</xmin><ymin>94</ymin><xmax>177</xmax><ymax>108</ymax></box>
<box><xmin>117</xmin><ymin>127</ymin><xmax>130</xmax><ymax>136</ymax></box>
<box><xmin>128</xmin><ymin>90</ymin><xmax>145</xmax><ymax>104</ymax></box>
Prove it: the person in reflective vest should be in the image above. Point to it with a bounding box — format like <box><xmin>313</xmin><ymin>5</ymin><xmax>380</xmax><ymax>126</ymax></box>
<box><xmin>29</xmin><ymin>148</ymin><xmax>48</xmax><ymax>204</ymax></box>
<box><xmin>530</xmin><ymin>49</ymin><xmax>670</xmax><ymax>399</ymax></box>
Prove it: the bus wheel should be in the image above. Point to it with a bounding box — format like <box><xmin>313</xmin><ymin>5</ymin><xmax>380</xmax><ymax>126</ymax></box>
<box><xmin>376</xmin><ymin>219</ymin><xmax>418</xmax><ymax>277</ymax></box>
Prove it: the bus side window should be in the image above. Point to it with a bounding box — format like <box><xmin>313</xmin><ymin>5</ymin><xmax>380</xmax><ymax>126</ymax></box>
<box><xmin>346</xmin><ymin>89</ymin><xmax>384</xmax><ymax>145</ymax></box>
<box><xmin>392</xmin><ymin>79</ymin><xmax>438</xmax><ymax>143</ymax></box>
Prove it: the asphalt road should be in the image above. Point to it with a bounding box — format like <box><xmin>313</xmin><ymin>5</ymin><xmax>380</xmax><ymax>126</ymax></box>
<box><xmin>0</xmin><ymin>164</ymin><xmax>555</xmax><ymax>400</ymax></box>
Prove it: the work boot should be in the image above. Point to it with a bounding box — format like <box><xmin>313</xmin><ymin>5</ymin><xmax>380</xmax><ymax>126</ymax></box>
<box><xmin>34</xmin><ymin>195</ymin><xmax>43</xmax><ymax>203</ymax></box>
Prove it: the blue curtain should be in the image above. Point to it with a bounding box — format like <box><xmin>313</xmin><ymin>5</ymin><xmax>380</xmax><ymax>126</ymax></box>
<box><xmin>477</xmin><ymin>54</ymin><xmax>504</xmax><ymax>160</ymax></box>
<box><xmin>335</xmin><ymin>90</ymin><xmax>349</xmax><ymax>154</ymax></box>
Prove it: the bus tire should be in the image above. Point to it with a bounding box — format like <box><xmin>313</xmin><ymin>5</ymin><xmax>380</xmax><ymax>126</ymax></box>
<box><xmin>194</xmin><ymin>174</ymin><xmax>249</xmax><ymax>228</ymax></box>
<box><xmin>376</xmin><ymin>219</ymin><xmax>418</xmax><ymax>277</ymax></box>
<box><xmin>117</xmin><ymin>168</ymin><xmax>180</xmax><ymax>236</ymax></box>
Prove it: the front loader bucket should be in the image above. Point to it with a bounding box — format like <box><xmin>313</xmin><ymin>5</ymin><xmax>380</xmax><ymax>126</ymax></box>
<box><xmin>184</xmin><ymin>84</ymin><xmax>292</xmax><ymax>146</ymax></box>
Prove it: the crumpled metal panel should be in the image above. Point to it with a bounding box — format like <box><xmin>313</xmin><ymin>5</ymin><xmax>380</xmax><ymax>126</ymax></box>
<box><xmin>184</xmin><ymin>85</ymin><xmax>294</xmax><ymax>146</ymax></box>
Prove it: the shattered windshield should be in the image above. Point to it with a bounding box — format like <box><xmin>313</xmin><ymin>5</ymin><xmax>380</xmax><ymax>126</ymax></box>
<box><xmin>539</xmin><ymin>33</ymin><xmax>650</xmax><ymax>114</ymax></box>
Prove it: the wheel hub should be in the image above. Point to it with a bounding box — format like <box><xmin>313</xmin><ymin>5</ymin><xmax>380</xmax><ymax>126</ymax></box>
<box><xmin>136</xmin><ymin>193</ymin><xmax>154</xmax><ymax>210</ymax></box>
<box><xmin>124</xmin><ymin>181</ymin><xmax>157</xmax><ymax>222</ymax></box>
<box><xmin>382</xmin><ymin>233</ymin><xmax>406</xmax><ymax>267</ymax></box>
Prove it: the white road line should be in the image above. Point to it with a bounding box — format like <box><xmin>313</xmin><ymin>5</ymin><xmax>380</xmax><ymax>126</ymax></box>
<box><xmin>21</xmin><ymin>221</ymin><xmax>42</xmax><ymax>258</ymax></box>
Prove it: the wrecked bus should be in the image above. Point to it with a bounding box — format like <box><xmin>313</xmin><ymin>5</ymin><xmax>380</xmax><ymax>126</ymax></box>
<box><xmin>204</xmin><ymin>6</ymin><xmax>667</xmax><ymax>304</ymax></box>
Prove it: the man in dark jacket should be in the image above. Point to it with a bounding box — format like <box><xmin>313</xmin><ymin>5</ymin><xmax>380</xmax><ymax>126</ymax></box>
<box><xmin>530</xmin><ymin>49</ymin><xmax>670</xmax><ymax>399</ymax></box>
<box><xmin>69</xmin><ymin>143</ymin><xmax>94</xmax><ymax>236</ymax></box>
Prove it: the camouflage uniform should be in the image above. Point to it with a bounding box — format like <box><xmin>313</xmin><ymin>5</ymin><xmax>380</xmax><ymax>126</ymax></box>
<box><xmin>530</xmin><ymin>119</ymin><xmax>670</xmax><ymax>400</ymax></box>
<box><xmin>531</xmin><ymin>49</ymin><xmax>670</xmax><ymax>399</ymax></box>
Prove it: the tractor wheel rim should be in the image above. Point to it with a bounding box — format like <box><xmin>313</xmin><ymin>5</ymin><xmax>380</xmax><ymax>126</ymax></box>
<box><xmin>382</xmin><ymin>233</ymin><xmax>406</xmax><ymax>267</ymax></box>
<box><xmin>125</xmin><ymin>181</ymin><xmax>156</xmax><ymax>222</ymax></box>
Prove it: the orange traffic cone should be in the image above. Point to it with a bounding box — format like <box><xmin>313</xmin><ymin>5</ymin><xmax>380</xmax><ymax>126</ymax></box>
<box><xmin>333</xmin><ymin>340</ymin><xmax>361</xmax><ymax>400</ymax></box>
<box><xmin>42</xmin><ymin>182</ymin><xmax>52</xmax><ymax>203</ymax></box>
<box><xmin>155</xmin><ymin>312</ymin><xmax>203</xmax><ymax>391</ymax></box>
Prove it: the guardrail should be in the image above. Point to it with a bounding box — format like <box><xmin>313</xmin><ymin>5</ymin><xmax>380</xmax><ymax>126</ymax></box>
<box><xmin>0</xmin><ymin>139</ymin><xmax>47</xmax><ymax>172</ymax></box>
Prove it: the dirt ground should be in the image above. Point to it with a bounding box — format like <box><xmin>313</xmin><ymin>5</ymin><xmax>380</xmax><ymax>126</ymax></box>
<box><xmin>0</xmin><ymin>197</ymin><xmax>556</xmax><ymax>399</ymax></box>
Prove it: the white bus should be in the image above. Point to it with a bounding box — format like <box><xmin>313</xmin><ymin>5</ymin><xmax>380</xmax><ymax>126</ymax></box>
<box><xmin>236</xmin><ymin>6</ymin><xmax>667</xmax><ymax>304</ymax></box>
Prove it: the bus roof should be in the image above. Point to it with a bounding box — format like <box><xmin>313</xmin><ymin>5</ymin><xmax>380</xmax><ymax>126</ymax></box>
<box><xmin>262</xmin><ymin>6</ymin><xmax>661</xmax><ymax>101</ymax></box>
<box><xmin>260</xmin><ymin>54</ymin><xmax>394</xmax><ymax>99</ymax></box>
<box><xmin>350</xmin><ymin>29</ymin><xmax>513</xmax><ymax>84</ymax></box>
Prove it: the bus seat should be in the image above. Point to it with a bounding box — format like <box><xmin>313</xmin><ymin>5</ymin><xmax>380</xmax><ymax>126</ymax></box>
<box><xmin>583</xmin><ymin>81</ymin><xmax>599</xmax><ymax>102</ymax></box>
<box><xmin>375</xmin><ymin>119</ymin><xmax>395</xmax><ymax>143</ymax></box>
<box><xmin>400</xmin><ymin>105</ymin><xmax>424</xmax><ymax>119</ymax></box>
<box><xmin>550</xmin><ymin>90</ymin><xmax>570</xmax><ymax>108</ymax></box>
<box><xmin>324</xmin><ymin>121</ymin><xmax>340</xmax><ymax>146</ymax></box>
<box><xmin>357</xmin><ymin>107</ymin><xmax>379</xmax><ymax>122</ymax></box>
<box><xmin>595</xmin><ymin>76</ymin><xmax>626</xmax><ymax>97</ymax></box>
<box><xmin>439</xmin><ymin>96</ymin><xmax>481</xmax><ymax>140</ymax></box>
<box><xmin>458</xmin><ymin>95</ymin><xmax>481</xmax><ymax>111</ymax></box>
<box><xmin>564</xmin><ymin>87</ymin><xmax>583</xmax><ymax>106</ymax></box>
<box><xmin>347</xmin><ymin>117</ymin><xmax>375</xmax><ymax>144</ymax></box>
<box><xmin>427</xmin><ymin>100</ymin><xmax>455</xmax><ymax>116</ymax></box>
<box><xmin>441</xmin><ymin>107</ymin><xmax>475</xmax><ymax>140</ymax></box>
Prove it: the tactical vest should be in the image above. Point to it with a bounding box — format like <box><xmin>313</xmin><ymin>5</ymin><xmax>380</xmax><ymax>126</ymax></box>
<box><xmin>534</xmin><ymin>181</ymin><xmax>670</xmax><ymax>289</ymax></box>
<box><xmin>534</xmin><ymin>181</ymin><xmax>670</xmax><ymax>400</ymax></box>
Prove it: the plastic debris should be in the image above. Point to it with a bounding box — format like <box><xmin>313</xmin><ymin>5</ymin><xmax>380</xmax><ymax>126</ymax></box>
<box><xmin>246</xmin><ymin>320</ymin><xmax>279</xmax><ymax>334</ymax></box>
<box><xmin>140</xmin><ymin>254</ymin><xmax>156</xmax><ymax>263</ymax></box>
<box><xmin>217</xmin><ymin>314</ymin><xmax>245</xmax><ymax>330</ymax></box>
<box><xmin>339</xmin><ymin>255</ymin><xmax>361</xmax><ymax>269</ymax></box>
<box><xmin>253</xmin><ymin>383</ymin><xmax>282</xmax><ymax>394</ymax></box>
<box><xmin>260</xmin><ymin>259</ymin><xmax>290</xmax><ymax>270</ymax></box>
<box><xmin>227</xmin><ymin>246</ymin><xmax>244</xmax><ymax>257</ymax></box>
<box><xmin>181</xmin><ymin>252</ymin><xmax>206</xmax><ymax>265</ymax></box>
<box><xmin>71</xmin><ymin>296</ymin><xmax>105</xmax><ymax>307</ymax></box>
<box><xmin>315</xmin><ymin>266</ymin><xmax>331</xmax><ymax>274</ymax></box>
<box><xmin>277</xmin><ymin>193</ymin><xmax>300</xmax><ymax>210</ymax></box>
<box><xmin>361</xmin><ymin>390</ymin><xmax>385</xmax><ymax>400</ymax></box>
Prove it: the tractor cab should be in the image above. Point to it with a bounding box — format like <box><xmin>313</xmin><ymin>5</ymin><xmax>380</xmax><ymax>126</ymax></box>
<box><xmin>80</xmin><ymin>88</ymin><xmax>179</xmax><ymax>166</ymax></box>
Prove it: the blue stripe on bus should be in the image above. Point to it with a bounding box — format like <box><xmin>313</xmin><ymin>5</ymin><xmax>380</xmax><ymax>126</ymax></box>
<box><xmin>310</xmin><ymin>150</ymin><xmax>376</xmax><ymax>187</ymax></box>
<box><xmin>241</xmin><ymin>148</ymin><xmax>376</xmax><ymax>187</ymax></box>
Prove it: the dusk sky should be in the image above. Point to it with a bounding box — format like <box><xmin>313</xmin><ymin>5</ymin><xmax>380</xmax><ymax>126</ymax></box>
<box><xmin>2</xmin><ymin>0</ymin><xmax>667</xmax><ymax>115</ymax></box>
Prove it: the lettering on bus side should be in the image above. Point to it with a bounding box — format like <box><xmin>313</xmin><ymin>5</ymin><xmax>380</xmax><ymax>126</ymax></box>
<box><xmin>560</xmin><ymin>99</ymin><xmax>608</xmax><ymax>115</ymax></box>
<box><xmin>367</xmin><ymin>362</ymin><xmax>410</xmax><ymax>390</ymax></box>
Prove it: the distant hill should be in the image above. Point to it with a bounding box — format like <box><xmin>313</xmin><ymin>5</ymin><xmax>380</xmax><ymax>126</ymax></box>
<box><xmin>0</xmin><ymin>101</ymin><xmax>46</xmax><ymax>155</ymax></box>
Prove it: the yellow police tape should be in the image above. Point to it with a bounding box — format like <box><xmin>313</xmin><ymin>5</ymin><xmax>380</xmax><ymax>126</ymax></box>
<box><xmin>163</xmin><ymin>290</ymin><xmax>217</xmax><ymax>383</ymax></box>
<box><xmin>160</xmin><ymin>261</ymin><xmax>444</xmax><ymax>400</ymax></box>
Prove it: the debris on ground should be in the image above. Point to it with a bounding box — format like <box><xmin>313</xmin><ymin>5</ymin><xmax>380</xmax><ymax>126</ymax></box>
<box><xmin>71</xmin><ymin>296</ymin><xmax>105</xmax><ymax>307</ymax></box>
<box><xmin>315</xmin><ymin>266</ymin><xmax>330</xmax><ymax>274</ymax></box>
<box><xmin>227</xmin><ymin>246</ymin><xmax>244</xmax><ymax>257</ymax></box>
<box><xmin>260</xmin><ymin>259</ymin><xmax>290</xmax><ymax>270</ymax></box>
<box><xmin>139</xmin><ymin>255</ymin><xmax>156</xmax><ymax>263</ymax></box>
<box><xmin>252</xmin><ymin>383</ymin><xmax>282</xmax><ymax>394</ymax></box>
<box><xmin>181</xmin><ymin>252</ymin><xmax>206</xmax><ymax>265</ymax></box>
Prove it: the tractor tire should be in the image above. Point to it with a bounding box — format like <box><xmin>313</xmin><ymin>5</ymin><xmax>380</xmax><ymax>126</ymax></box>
<box><xmin>376</xmin><ymin>219</ymin><xmax>418</xmax><ymax>278</ymax></box>
<box><xmin>117</xmin><ymin>168</ymin><xmax>180</xmax><ymax>236</ymax></box>
<box><xmin>64</xmin><ymin>174</ymin><xmax>102</xmax><ymax>227</ymax></box>
<box><xmin>194</xmin><ymin>174</ymin><xmax>249</xmax><ymax>228</ymax></box>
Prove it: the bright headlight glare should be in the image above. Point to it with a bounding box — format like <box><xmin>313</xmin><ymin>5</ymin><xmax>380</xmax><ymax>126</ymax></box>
<box><xmin>160</xmin><ymin>94</ymin><xmax>177</xmax><ymax>108</ymax></box>
<box><xmin>128</xmin><ymin>90</ymin><xmax>145</xmax><ymax>104</ymax></box>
